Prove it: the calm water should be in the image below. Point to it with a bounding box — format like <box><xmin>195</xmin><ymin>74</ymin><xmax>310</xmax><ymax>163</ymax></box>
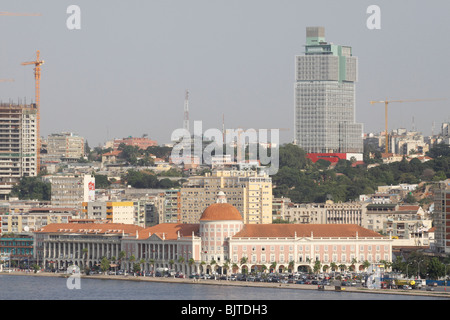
<box><xmin>0</xmin><ymin>274</ymin><xmax>444</xmax><ymax>300</ymax></box>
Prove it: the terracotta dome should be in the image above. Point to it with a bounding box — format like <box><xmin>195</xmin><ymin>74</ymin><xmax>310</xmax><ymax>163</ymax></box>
<box><xmin>199</xmin><ymin>203</ymin><xmax>243</xmax><ymax>221</ymax></box>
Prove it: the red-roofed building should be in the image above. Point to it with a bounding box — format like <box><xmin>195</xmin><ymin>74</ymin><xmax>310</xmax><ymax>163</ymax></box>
<box><xmin>33</xmin><ymin>195</ymin><xmax>393</xmax><ymax>274</ymax></box>
<box><xmin>122</xmin><ymin>194</ymin><xmax>392</xmax><ymax>275</ymax></box>
<box><xmin>113</xmin><ymin>137</ymin><xmax>157</xmax><ymax>150</ymax></box>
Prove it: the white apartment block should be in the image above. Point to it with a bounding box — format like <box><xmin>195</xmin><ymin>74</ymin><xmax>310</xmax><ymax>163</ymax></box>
<box><xmin>278</xmin><ymin>201</ymin><xmax>363</xmax><ymax>225</ymax></box>
<box><xmin>0</xmin><ymin>211</ymin><xmax>73</xmax><ymax>235</ymax></box>
<box><xmin>47</xmin><ymin>132</ymin><xmax>84</xmax><ymax>159</ymax></box>
<box><xmin>82</xmin><ymin>201</ymin><xmax>135</xmax><ymax>225</ymax></box>
<box><xmin>48</xmin><ymin>174</ymin><xmax>95</xmax><ymax>209</ymax></box>
<box><xmin>0</xmin><ymin>103</ymin><xmax>38</xmax><ymax>200</ymax></box>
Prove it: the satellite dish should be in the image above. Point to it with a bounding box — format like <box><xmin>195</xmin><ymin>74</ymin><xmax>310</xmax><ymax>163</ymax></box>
<box><xmin>24</xmin><ymin>226</ymin><xmax>29</xmax><ymax>232</ymax></box>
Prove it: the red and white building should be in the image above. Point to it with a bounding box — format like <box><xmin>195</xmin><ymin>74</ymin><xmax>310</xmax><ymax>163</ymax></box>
<box><xmin>123</xmin><ymin>193</ymin><xmax>392</xmax><ymax>274</ymax></box>
<box><xmin>34</xmin><ymin>193</ymin><xmax>393</xmax><ymax>274</ymax></box>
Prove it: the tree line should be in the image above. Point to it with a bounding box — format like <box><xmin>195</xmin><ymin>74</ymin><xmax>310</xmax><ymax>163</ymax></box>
<box><xmin>272</xmin><ymin>143</ymin><xmax>450</xmax><ymax>203</ymax></box>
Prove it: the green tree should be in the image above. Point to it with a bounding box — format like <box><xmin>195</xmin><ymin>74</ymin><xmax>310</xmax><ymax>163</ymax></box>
<box><xmin>100</xmin><ymin>257</ymin><xmax>110</xmax><ymax>274</ymax></box>
<box><xmin>10</xmin><ymin>177</ymin><xmax>51</xmax><ymax>201</ymax></box>
<box><xmin>94</xmin><ymin>174</ymin><xmax>111</xmax><ymax>188</ymax></box>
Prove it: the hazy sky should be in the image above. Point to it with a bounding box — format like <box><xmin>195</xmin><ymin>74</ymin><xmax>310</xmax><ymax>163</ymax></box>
<box><xmin>0</xmin><ymin>0</ymin><xmax>449</xmax><ymax>147</ymax></box>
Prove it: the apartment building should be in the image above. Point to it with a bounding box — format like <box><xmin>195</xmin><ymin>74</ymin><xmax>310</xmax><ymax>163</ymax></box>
<box><xmin>277</xmin><ymin>201</ymin><xmax>363</xmax><ymax>225</ymax></box>
<box><xmin>47</xmin><ymin>132</ymin><xmax>84</xmax><ymax>160</ymax></box>
<box><xmin>155</xmin><ymin>189</ymin><xmax>181</xmax><ymax>224</ymax></box>
<box><xmin>49</xmin><ymin>174</ymin><xmax>95</xmax><ymax>209</ymax></box>
<box><xmin>110</xmin><ymin>136</ymin><xmax>157</xmax><ymax>150</ymax></box>
<box><xmin>434</xmin><ymin>179</ymin><xmax>450</xmax><ymax>254</ymax></box>
<box><xmin>82</xmin><ymin>201</ymin><xmax>134</xmax><ymax>225</ymax></box>
<box><xmin>180</xmin><ymin>170</ymin><xmax>272</xmax><ymax>224</ymax></box>
<box><xmin>0</xmin><ymin>103</ymin><xmax>38</xmax><ymax>200</ymax></box>
<box><xmin>0</xmin><ymin>209</ymin><xmax>74</xmax><ymax>235</ymax></box>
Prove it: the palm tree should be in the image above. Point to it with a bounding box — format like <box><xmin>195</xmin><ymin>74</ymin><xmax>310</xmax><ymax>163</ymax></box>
<box><xmin>118</xmin><ymin>251</ymin><xmax>126</xmax><ymax>271</ymax></box>
<box><xmin>270</xmin><ymin>262</ymin><xmax>277</xmax><ymax>274</ymax></box>
<box><xmin>313</xmin><ymin>260</ymin><xmax>322</xmax><ymax>275</ymax></box>
<box><xmin>232</xmin><ymin>263</ymin><xmax>239</xmax><ymax>274</ymax></box>
<box><xmin>210</xmin><ymin>259</ymin><xmax>217</xmax><ymax>278</ymax></box>
<box><xmin>330</xmin><ymin>262</ymin><xmax>337</xmax><ymax>275</ymax></box>
<box><xmin>139</xmin><ymin>259</ymin><xmax>145</xmax><ymax>274</ymax></box>
<box><xmin>362</xmin><ymin>260</ymin><xmax>371</xmax><ymax>272</ymax></box>
<box><xmin>100</xmin><ymin>257</ymin><xmax>110</xmax><ymax>275</ymax></box>
<box><xmin>305</xmin><ymin>257</ymin><xmax>312</xmax><ymax>274</ymax></box>
<box><xmin>240</xmin><ymin>257</ymin><xmax>248</xmax><ymax>274</ymax></box>
<box><xmin>82</xmin><ymin>247</ymin><xmax>89</xmax><ymax>272</ymax></box>
<box><xmin>129</xmin><ymin>255</ymin><xmax>136</xmax><ymax>274</ymax></box>
<box><xmin>260</xmin><ymin>265</ymin><xmax>268</xmax><ymax>279</ymax></box>
<box><xmin>222</xmin><ymin>258</ymin><xmax>231</xmax><ymax>279</ymax></box>
<box><xmin>288</xmin><ymin>260</ymin><xmax>295</xmax><ymax>273</ymax></box>
<box><xmin>379</xmin><ymin>259</ymin><xmax>392</xmax><ymax>272</ymax></box>
<box><xmin>149</xmin><ymin>258</ymin><xmax>155</xmax><ymax>277</ymax></box>
<box><xmin>188</xmin><ymin>258</ymin><xmax>195</xmax><ymax>275</ymax></box>
<box><xmin>350</xmin><ymin>258</ymin><xmax>358</xmax><ymax>273</ymax></box>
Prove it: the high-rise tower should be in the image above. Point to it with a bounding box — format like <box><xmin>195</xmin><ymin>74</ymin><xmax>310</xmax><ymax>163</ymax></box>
<box><xmin>294</xmin><ymin>27</ymin><xmax>363</xmax><ymax>154</ymax></box>
<box><xmin>0</xmin><ymin>103</ymin><xmax>38</xmax><ymax>200</ymax></box>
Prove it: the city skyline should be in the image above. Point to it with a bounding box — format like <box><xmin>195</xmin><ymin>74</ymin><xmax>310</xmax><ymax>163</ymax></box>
<box><xmin>0</xmin><ymin>1</ymin><xmax>448</xmax><ymax>147</ymax></box>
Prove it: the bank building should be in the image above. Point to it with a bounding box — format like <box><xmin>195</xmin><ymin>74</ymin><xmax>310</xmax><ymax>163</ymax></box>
<box><xmin>36</xmin><ymin>192</ymin><xmax>392</xmax><ymax>274</ymax></box>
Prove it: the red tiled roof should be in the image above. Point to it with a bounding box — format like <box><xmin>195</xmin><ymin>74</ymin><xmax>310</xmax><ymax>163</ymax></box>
<box><xmin>233</xmin><ymin>224</ymin><xmax>383</xmax><ymax>238</ymax></box>
<box><xmin>398</xmin><ymin>205</ymin><xmax>420</xmax><ymax>211</ymax></box>
<box><xmin>138</xmin><ymin>223</ymin><xmax>199</xmax><ymax>240</ymax></box>
<box><xmin>200</xmin><ymin>203</ymin><xmax>243</xmax><ymax>221</ymax></box>
<box><xmin>103</xmin><ymin>150</ymin><xmax>122</xmax><ymax>156</ymax></box>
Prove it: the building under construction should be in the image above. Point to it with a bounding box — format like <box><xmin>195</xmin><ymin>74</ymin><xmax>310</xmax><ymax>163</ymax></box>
<box><xmin>0</xmin><ymin>103</ymin><xmax>38</xmax><ymax>200</ymax></box>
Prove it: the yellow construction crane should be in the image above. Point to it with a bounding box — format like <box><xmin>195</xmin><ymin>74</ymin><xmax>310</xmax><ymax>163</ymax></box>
<box><xmin>22</xmin><ymin>50</ymin><xmax>45</xmax><ymax>172</ymax></box>
<box><xmin>370</xmin><ymin>98</ymin><xmax>445</xmax><ymax>155</ymax></box>
<box><xmin>0</xmin><ymin>12</ymin><xmax>41</xmax><ymax>16</ymax></box>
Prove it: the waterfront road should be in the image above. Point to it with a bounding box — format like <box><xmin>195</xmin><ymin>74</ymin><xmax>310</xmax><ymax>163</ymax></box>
<box><xmin>3</xmin><ymin>271</ymin><xmax>450</xmax><ymax>299</ymax></box>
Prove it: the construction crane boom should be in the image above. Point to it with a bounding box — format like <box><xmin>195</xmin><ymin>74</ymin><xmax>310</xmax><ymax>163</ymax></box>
<box><xmin>0</xmin><ymin>79</ymin><xmax>14</xmax><ymax>82</ymax></box>
<box><xmin>22</xmin><ymin>50</ymin><xmax>44</xmax><ymax>173</ymax></box>
<box><xmin>0</xmin><ymin>12</ymin><xmax>41</xmax><ymax>16</ymax></box>
<box><xmin>370</xmin><ymin>98</ymin><xmax>446</xmax><ymax>155</ymax></box>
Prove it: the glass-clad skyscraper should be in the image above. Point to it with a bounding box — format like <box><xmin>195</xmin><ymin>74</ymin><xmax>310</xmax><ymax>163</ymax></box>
<box><xmin>294</xmin><ymin>27</ymin><xmax>363</xmax><ymax>153</ymax></box>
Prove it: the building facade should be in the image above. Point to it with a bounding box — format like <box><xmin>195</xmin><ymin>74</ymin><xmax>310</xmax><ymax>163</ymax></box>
<box><xmin>47</xmin><ymin>132</ymin><xmax>84</xmax><ymax>160</ymax></box>
<box><xmin>82</xmin><ymin>201</ymin><xmax>134</xmax><ymax>225</ymax></box>
<box><xmin>31</xmin><ymin>195</ymin><xmax>393</xmax><ymax>274</ymax></box>
<box><xmin>111</xmin><ymin>137</ymin><xmax>157</xmax><ymax>150</ymax></box>
<box><xmin>434</xmin><ymin>179</ymin><xmax>450</xmax><ymax>254</ymax></box>
<box><xmin>0</xmin><ymin>234</ymin><xmax>34</xmax><ymax>267</ymax></box>
<box><xmin>122</xmin><ymin>195</ymin><xmax>392</xmax><ymax>275</ymax></box>
<box><xmin>294</xmin><ymin>27</ymin><xmax>363</xmax><ymax>153</ymax></box>
<box><xmin>49</xmin><ymin>174</ymin><xmax>95</xmax><ymax>209</ymax></box>
<box><xmin>0</xmin><ymin>103</ymin><xmax>38</xmax><ymax>200</ymax></box>
<box><xmin>34</xmin><ymin>222</ymin><xmax>143</xmax><ymax>270</ymax></box>
<box><xmin>180</xmin><ymin>170</ymin><xmax>272</xmax><ymax>225</ymax></box>
<box><xmin>155</xmin><ymin>189</ymin><xmax>181</xmax><ymax>224</ymax></box>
